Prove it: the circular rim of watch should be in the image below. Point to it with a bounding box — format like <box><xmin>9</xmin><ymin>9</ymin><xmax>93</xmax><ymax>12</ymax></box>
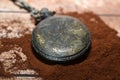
<box><xmin>31</xmin><ymin>15</ymin><xmax>91</xmax><ymax>62</ymax></box>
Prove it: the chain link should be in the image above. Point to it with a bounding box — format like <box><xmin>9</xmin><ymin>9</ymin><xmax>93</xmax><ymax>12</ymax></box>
<box><xmin>11</xmin><ymin>0</ymin><xmax>55</xmax><ymax>24</ymax></box>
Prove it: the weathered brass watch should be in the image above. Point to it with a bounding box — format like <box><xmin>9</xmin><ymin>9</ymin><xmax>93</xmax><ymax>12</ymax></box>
<box><xmin>12</xmin><ymin>0</ymin><xmax>91</xmax><ymax>62</ymax></box>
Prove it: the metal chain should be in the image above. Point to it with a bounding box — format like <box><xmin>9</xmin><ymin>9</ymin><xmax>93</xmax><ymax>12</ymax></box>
<box><xmin>11</xmin><ymin>0</ymin><xmax>55</xmax><ymax>24</ymax></box>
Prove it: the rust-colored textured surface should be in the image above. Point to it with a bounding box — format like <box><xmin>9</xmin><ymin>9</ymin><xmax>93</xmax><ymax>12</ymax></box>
<box><xmin>0</xmin><ymin>12</ymin><xmax>120</xmax><ymax>80</ymax></box>
<box><xmin>0</xmin><ymin>0</ymin><xmax>120</xmax><ymax>80</ymax></box>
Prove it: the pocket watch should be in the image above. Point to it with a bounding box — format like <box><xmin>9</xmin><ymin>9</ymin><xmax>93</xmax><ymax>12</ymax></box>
<box><xmin>12</xmin><ymin>0</ymin><xmax>91</xmax><ymax>62</ymax></box>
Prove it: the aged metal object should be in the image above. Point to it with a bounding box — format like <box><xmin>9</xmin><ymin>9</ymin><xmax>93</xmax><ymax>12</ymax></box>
<box><xmin>12</xmin><ymin>0</ymin><xmax>91</xmax><ymax>62</ymax></box>
<box><xmin>32</xmin><ymin>16</ymin><xmax>91</xmax><ymax>61</ymax></box>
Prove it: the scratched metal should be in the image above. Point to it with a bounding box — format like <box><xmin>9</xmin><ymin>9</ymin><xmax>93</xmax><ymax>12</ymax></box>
<box><xmin>32</xmin><ymin>15</ymin><xmax>91</xmax><ymax>61</ymax></box>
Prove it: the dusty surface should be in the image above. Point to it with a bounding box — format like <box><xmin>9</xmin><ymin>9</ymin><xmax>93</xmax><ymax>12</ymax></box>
<box><xmin>0</xmin><ymin>0</ymin><xmax>120</xmax><ymax>80</ymax></box>
<box><xmin>0</xmin><ymin>12</ymin><xmax>120</xmax><ymax>80</ymax></box>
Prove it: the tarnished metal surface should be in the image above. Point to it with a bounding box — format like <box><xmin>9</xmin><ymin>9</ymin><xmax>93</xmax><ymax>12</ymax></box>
<box><xmin>32</xmin><ymin>15</ymin><xmax>91</xmax><ymax>61</ymax></box>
